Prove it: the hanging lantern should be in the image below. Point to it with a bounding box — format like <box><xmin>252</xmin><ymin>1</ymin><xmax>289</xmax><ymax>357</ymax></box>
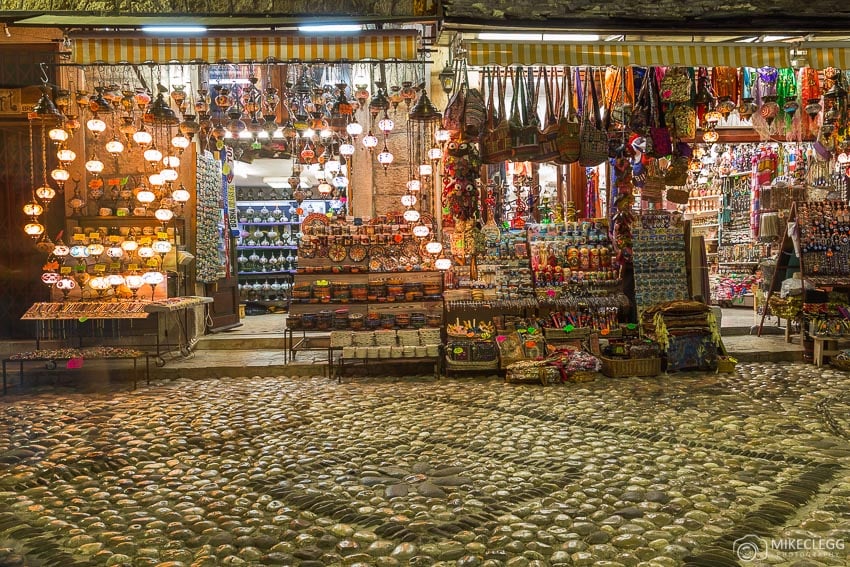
<box><xmin>121</xmin><ymin>236</ymin><xmax>139</xmax><ymax>253</ymax></box>
<box><xmin>48</xmin><ymin>127</ymin><xmax>69</xmax><ymax>144</ymax></box>
<box><xmin>86</xmin><ymin>117</ymin><xmax>107</xmax><ymax>137</ymax></box>
<box><xmin>137</xmin><ymin>189</ymin><xmax>156</xmax><ymax>205</ymax></box>
<box><xmin>339</xmin><ymin>143</ymin><xmax>355</xmax><ymax>157</ymax></box>
<box><xmin>378</xmin><ymin>116</ymin><xmax>395</xmax><ymax>134</ymax></box>
<box><xmin>125</xmin><ymin>274</ymin><xmax>144</xmax><ymax>297</ymax></box>
<box><xmin>106</xmin><ymin>244</ymin><xmax>124</xmax><ymax>259</ymax></box>
<box><xmin>144</xmin><ymin>146</ymin><xmax>163</xmax><ymax>165</ymax></box>
<box><xmin>133</xmin><ymin>128</ymin><xmax>153</xmax><ymax>147</ymax></box>
<box><xmin>403</xmin><ymin>208</ymin><xmax>420</xmax><ymax>223</ymax></box>
<box><xmin>163</xmin><ymin>155</ymin><xmax>181</xmax><ymax>168</ymax></box>
<box><xmin>362</xmin><ymin>131</ymin><xmax>379</xmax><ymax>150</ymax></box>
<box><xmin>435</xmin><ymin>129</ymin><xmax>451</xmax><ymax>143</ymax></box>
<box><xmin>317</xmin><ymin>181</ymin><xmax>333</xmax><ymax>196</ymax></box>
<box><xmin>35</xmin><ymin>185</ymin><xmax>56</xmax><ymax>206</ymax></box>
<box><xmin>406</xmin><ymin>179</ymin><xmax>421</xmax><ymax>192</ymax></box>
<box><xmin>155</xmin><ymin>208</ymin><xmax>174</xmax><ymax>222</ymax></box>
<box><xmin>377</xmin><ymin>147</ymin><xmax>394</xmax><ymax>170</ymax></box>
<box><xmin>152</xmin><ymin>240</ymin><xmax>172</xmax><ymax>256</ymax></box>
<box><xmin>87</xmin><ymin>240</ymin><xmax>105</xmax><ymax>257</ymax></box>
<box><xmin>171</xmin><ymin>134</ymin><xmax>191</xmax><ymax>153</ymax></box>
<box><xmin>332</xmin><ymin>175</ymin><xmax>349</xmax><ymax>189</ymax></box>
<box><xmin>702</xmin><ymin>128</ymin><xmax>720</xmax><ymax>143</ymax></box>
<box><xmin>425</xmin><ymin>240</ymin><xmax>443</xmax><ymax>256</ymax></box>
<box><xmin>105</xmin><ymin>137</ymin><xmax>125</xmax><ymax>157</ymax></box>
<box><xmin>57</xmin><ymin>148</ymin><xmax>76</xmax><ymax>164</ymax></box>
<box><xmin>24</xmin><ymin>222</ymin><xmax>45</xmax><ymax>238</ymax></box>
<box><xmin>428</xmin><ymin>147</ymin><xmax>443</xmax><ymax>160</ymax></box>
<box><xmin>401</xmin><ymin>194</ymin><xmax>417</xmax><ymax>207</ymax></box>
<box><xmin>53</xmin><ymin>240</ymin><xmax>70</xmax><ymax>257</ymax></box>
<box><xmin>172</xmin><ymin>185</ymin><xmax>191</xmax><ymax>204</ymax></box>
<box><xmin>23</xmin><ymin>200</ymin><xmax>44</xmax><ymax>217</ymax></box>
<box><xmin>419</xmin><ymin>164</ymin><xmax>433</xmax><ymax>177</ymax></box>
<box><xmin>84</xmin><ymin>156</ymin><xmax>104</xmax><ymax>175</ymax></box>
<box><xmin>435</xmin><ymin>256</ymin><xmax>452</xmax><ymax>271</ymax></box>
<box><xmin>346</xmin><ymin>122</ymin><xmax>363</xmax><ymax>137</ymax></box>
<box><xmin>160</xmin><ymin>168</ymin><xmax>179</xmax><ymax>182</ymax></box>
<box><xmin>412</xmin><ymin>223</ymin><xmax>430</xmax><ymax>239</ymax></box>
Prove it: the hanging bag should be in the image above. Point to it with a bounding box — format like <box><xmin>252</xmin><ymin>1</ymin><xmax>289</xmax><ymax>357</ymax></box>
<box><xmin>647</xmin><ymin>68</ymin><xmax>673</xmax><ymax>157</ymax></box>
<box><xmin>442</xmin><ymin>60</ymin><xmax>466</xmax><ymax>133</ymax></box>
<box><xmin>462</xmin><ymin>61</ymin><xmax>487</xmax><ymax>139</ymax></box>
<box><xmin>629</xmin><ymin>67</ymin><xmax>651</xmax><ymax>135</ymax></box>
<box><xmin>642</xmin><ymin>161</ymin><xmax>665</xmax><ymax>202</ymax></box>
<box><xmin>536</xmin><ymin>67</ymin><xmax>560</xmax><ymax>162</ymax></box>
<box><xmin>578</xmin><ymin>68</ymin><xmax>609</xmax><ymax>167</ymax></box>
<box><xmin>660</xmin><ymin>66</ymin><xmax>693</xmax><ymax>103</ymax></box>
<box><xmin>511</xmin><ymin>66</ymin><xmax>540</xmax><ymax>161</ymax></box>
<box><xmin>554</xmin><ymin>66</ymin><xmax>581</xmax><ymax>164</ymax></box>
<box><xmin>480</xmin><ymin>68</ymin><xmax>513</xmax><ymax>164</ymax></box>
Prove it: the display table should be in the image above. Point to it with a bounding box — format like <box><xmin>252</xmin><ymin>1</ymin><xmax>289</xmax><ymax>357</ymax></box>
<box><xmin>334</xmin><ymin>351</ymin><xmax>441</xmax><ymax>383</ymax></box>
<box><xmin>812</xmin><ymin>336</ymin><xmax>850</xmax><ymax>368</ymax></box>
<box><xmin>20</xmin><ymin>297</ymin><xmax>211</xmax><ymax>366</ymax></box>
<box><xmin>2</xmin><ymin>347</ymin><xmax>149</xmax><ymax>395</ymax></box>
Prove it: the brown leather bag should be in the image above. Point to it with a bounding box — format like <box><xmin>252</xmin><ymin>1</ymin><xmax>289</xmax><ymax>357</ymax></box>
<box><xmin>480</xmin><ymin>68</ymin><xmax>513</xmax><ymax>164</ymax></box>
<box><xmin>536</xmin><ymin>67</ymin><xmax>560</xmax><ymax>162</ymax></box>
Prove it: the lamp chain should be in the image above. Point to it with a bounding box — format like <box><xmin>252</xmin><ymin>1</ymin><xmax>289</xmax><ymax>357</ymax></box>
<box><xmin>41</xmin><ymin>124</ymin><xmax>49</xmax><ymax>186</ymax></box>
<box><xmin>28</xmin><ymin>120</ymin><xmax>35</xmax><ymax>197</ymax></box>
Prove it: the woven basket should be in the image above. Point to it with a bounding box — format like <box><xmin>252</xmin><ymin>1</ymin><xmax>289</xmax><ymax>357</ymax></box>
<box><xmin>330</xmin><ymin>331</ymin><xmax>352</xmax><ymax>348</ymax></box>
<box><xmin>600</xmin><ymin>356</ymin><xmax>662</xmax><ymax>378</ymax></box>
<box><xmin>716</xmin><ymin>356</ymin><xmax>738</xmax><ymax>373</ymax></box>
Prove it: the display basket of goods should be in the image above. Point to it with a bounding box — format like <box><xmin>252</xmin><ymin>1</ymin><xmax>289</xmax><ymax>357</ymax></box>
<box><xmin>768</xmin><ymin>295</ymin><xmax>802</xmax><ymax>320</ymax></box>
<box><xmin>333</xmin><ymin>309</ymin><xmax>350</xmax><ymax>330</ymax></box>
<box><xmin>446</xmin><ymin>340</ymin><xmax>498</xmax><ymax>369</ymax></box>
<box><xmin>446</xmin><ymin>318</ymin><xmax>495</xmax><ymax>339</ymax></box>
<box><xmin>544</xmin><ymin>326</ymin><xmax>593</xmax><ymax>340</ymax></box>
<box><xmin>600</xmin><ymin>356</ymin><xmax>662</xmax><ymax>378</ymax></box>
<box><xmin>397</xmin><ymin>329</ymin><xmax>420</xmax><ymax>347</ymax></box>
<box><xmin>331</xmin><ymin>282</ymin><xmax>351</xmax><ymax>301</ymax></box>
<box><xmin>331</xmin><ymin>331</ymin><xmax>352</xmax><ymax>348</ymax></box>
<box><xmin>287</xmin><ymin>313</ymin><xmax>303</xmax><ymax>330</ymax></box>
<box><xmin>830</xmin><ymin>349</ymin><xmax>850</xmax><ymax>371</ymax></box>
<box><xmin>292</xmin><ymin>284</ymin><xmax>312</xmax><ymax>300</ymax></box>
<box><xmin>349</xmin><ymin>312</ymin><xmax>365</xmax><ymax>330</ymax></box>
<box><xmin>505</xmin><ymin>359</ymin><xmax>558</xmax><ymax>385</ymax></box>
<box><xmin>352</xmin><ymin>332</ymin><xmax>375</xmax><ymax>347</ymax></box>
<box><xmin>419</xmin><ymin>328</ymin><xmax>442</xmax><ymax>346</ymax></box>
<box><xmin>716</xmin><ymin>356</ymin><xmax>738</xmax><ymax>373</ymax></box>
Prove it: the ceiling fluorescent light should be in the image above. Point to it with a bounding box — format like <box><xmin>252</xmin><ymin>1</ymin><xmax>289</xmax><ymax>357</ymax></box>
<box><xmin>478</xmin><ymin>33</ymin><xmax>542</xmax><ymax>41</ymax></box>
<box><xmin>298</xmin><ymin>24</ymin><xmax>361</xmax><ymax>33</ymax></box>
<box><xmin>142</xmin><ymin>26</ymin><xmax>207</xmax><ymax>34</ymax></box>
<box><xmin>761</xmin><ymin>35</ymin><xmax>792</xmax><ymax>42</ymax></box>
<box><xmin>542</xmin><ymin>33</ymin><xmax>601</xmax><ymax>42</ymax></box>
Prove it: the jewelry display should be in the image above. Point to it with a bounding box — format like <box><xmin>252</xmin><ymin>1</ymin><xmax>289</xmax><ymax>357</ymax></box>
<box><xmin>632</xmin><ymin>211</ymin><xmax>689</xmax><ymax>313</ymax></box>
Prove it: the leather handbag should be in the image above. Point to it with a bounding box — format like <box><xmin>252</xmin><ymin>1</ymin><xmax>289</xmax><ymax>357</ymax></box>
<box><xmin>554</xmin><ymin>67</ymin><xmax>580</xmax><ymax>164</ymax></box>
<box><xmin>642</xmin><ymin>161</ymin><xmax>665</xmax><ymax>202</ymax></box>
<box><xmin>480</xmin><ymin>68</ymin><xmax>513</xmax><ymax>164</ymax></box>
<box><xmin>578</xmin><ymin>68</ymin><xmax>609</xmax><ymax>167</ymax></box>
<box><xmin>510</xmin><ymin>67</ymin><xmax>540</xmax><ymax>162</ymax></box>
<box><xmin>536</xmin><ymin>67</ymin><xmax>560</xmax><ymax>162</ymax></box>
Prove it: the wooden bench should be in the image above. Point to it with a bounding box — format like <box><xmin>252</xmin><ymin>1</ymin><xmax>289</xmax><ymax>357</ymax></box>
<box><xmin>812</xmin><ymin>336</ymin><xmax>850</xmax><ymax>368</ymax></box>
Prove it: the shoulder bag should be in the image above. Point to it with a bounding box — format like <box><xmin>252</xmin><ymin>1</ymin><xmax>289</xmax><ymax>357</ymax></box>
<box><xmin>578</xmin><ymin>68</ymin><xmax>609</xmax><ymax>167</ymax></box>
<box><xmin>480</xmin><ymin>68</ymin><xmax>513</xmax><ymax>164</ymax></box>
<box><xmin>554</xmin><ymin>66</ymin><xmax>581</xmax><ymax>164</ymax></box>
<box><xmin>536</xmin><ymin>67</ymin><xmax>560</xmax><ymax>162</ymax></box>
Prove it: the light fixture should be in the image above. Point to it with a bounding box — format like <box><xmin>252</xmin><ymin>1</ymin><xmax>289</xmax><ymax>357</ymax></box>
<box><xmin>148</xmin><ymin>173</ymin><xmax>164</xmax><ymax>187</ymax></box>
<box><xmin>144</xmin><ymin>145</ymin><xmax>163</xmax><ymax>165</ymax></box>
<box><xmin>325</xmin><ymin>159</ymin><xmax>341</xmax><ymax>174</ymax></box>
<box><xmin>298</xmin><ymin>24</ymin><xmax>361</xmax><ymax>33</ymax></box>
<box><xmin>155</xmin><ymin>208</ymin><xmax>174</xmax><ymax>222</ymax></box>
<box><xmin>51</xmin><ymin>168</ymin><xmax>70</xmax><ymax>183</ymax></box>
<box><xmin>435</xmin><ymin>129</ymin><xmax>451</xmax><ymax>143</ymax></box>
<box><xmin>406</xmin><ymin>179</ymin><xmax>421</xmax><ymax>192</ymax></box>
<box><xmin>428</xmin><ymin>147</ymin><xmax>443</xmax><ymax>160</ymax></box>
<box><xmin>438</xmin><ymin>63</ymin><xmax>455</xmax><ymax>96</ymax></box>
<box><xmin>425</xmin><ymin>240</ymin><xmax>443</xmax><ymax>256</ymax></box>
<box><xmin>84</xmin><ymin>155</ymin><xmax>104</xmax><ymax>175</ymax></box>
<box><xmin>133</xmin><ymin>128</ymin><xmax>152</xmax><ymax>147</ymax></box>
<box><xmin>48</xmin><ymin>127</ymin><xmax>69</xmax><ymax>143</ymax></box>
<box><xmin>403</xmin><ymin>208</ymin><xmax>420</xmax><ymax>223</ymax></box>
<box><xmin>56</xmin><ymin>275</ymin><xmax>77</xmax><ymax>301</ymax></box>
<box><xmin>105</xmin><ymin>137</ymin><xmax>125</xmax><ymax>157</ymax></box>
<box><xmin>69</xmin><ymin>244</ymin><xmax>89</xmax><ymax>259</ymax></box>
<box><xmin>346</xmin><ymin>122</ymin><xmax>363</xmax><ymax>137</ymax></box>
<box><xmin>23</xmin><ymin>200</ymin><xmax>44</xmax><ymax>217</ymax></box>
<box><xmin>162</xmin><ymin>155</ymin><xmax>181</xmax><ymax>168</ymax></box>
<box><xmin>89</xmin><ymin>276</ymin><xmax>110</xmax><ymax>298</ymax></box>
<box><xmin>35</xmin><ymin>185</ymin><xmax>56</xmax><ymax>206</ymax></box>
<box><xmin>142</xmin><ymin>26</ymin><xmax>207</xmax><ymax>34</ymax></box>
<box><xmin>419</xmin><ymin>164</ymin><xmax>433</xmax><ymax>177</ymax></box>
<box><xmin>121</xmin><ymin>236</ymin><xmax>139</xmax><ymax>253</ymax></box>
<box><xmin>401</xmin><ymin>194</ymin><xmax>417</xmax><ymax>207</ymax></box>
<box><xmin>53</xmin><ymin>240</ymin><xmax>70</xmax><ymax>257</ymax></box>
<box><xmin>702</xmin><ymin>128</ymin><xmax>720</xmax><ymax>143</ymax></box>
<box><xmin>171</xmin><ymin>134</ymin><xmax>190</xmax><ymax>152</ymax></box>
<box><xmin>141</xmin><ymin>270</ymin><xmax>164</xmax><ymax>299</ymax></box>
<box><xmin>378</xmin><ymin>116</ymin><xmax>395</xmax><ymax>134</ymax></box>
<box><xmin>377</xmin><ymin>147</ymin><xmax>394</xmax><ymax>170</ymax></box>
<box><xmin>412</xmin><ymin>223</ymin><xmax>430</xmax><ymax>238</ymax></box>
<box><xmin>125</xmin><ymin>274</ymin><xmax>144</xmax><ymax>298</ymax></box>
<box><xmin>152</xmin><ymin>240</ymin><xmax>172</xmax><ymax>256</ymax></box>
<box><xmin>160</xmin><ymin>168</ymin><xmax>179</xmax><ymax>182</ymax></box>
<box><xmin>137</xmin><ymin>189</ymin><xmax>156</xmax><ymax>205</ymax></box>
<box><xmin>332</xmin><ymin>175</ymin><xmax>349</xmax><ymax>188</ymax></box>
<box><xmin>172</xmin><ymin>185</ymin><xmax>190</xmax><ymax>205</ymax></box>
<box><xmin>339</xmin><ymin>143</ymin><xmax>355</xmax><ymax>157</ymax></box>
<box><xmin>435</xmin><ymin>256</ymin><xmax>452</xmax><ymax>271</ymax></box>
<box><xmin>137</xmin><ymin>245</ymin><xmax>155</xmax><ymax>259</ymax></box>
<box><xmin>86</xmin><ymin>240</ymin><xmax>105</xmax><ymax>257</ymax></box>
<box><xmin>86</xmin><ymin>117</ymin><xmax>107</xmax><ymax>138</ymax></box>
<box><xmin>24</xmin><ymin>222</ymin><xmax>44</xmax><ymax>238</ymax></box>
<box><xmin>362</xmin><ymin>131</ymin><xmax>379</xmax><ymax>150</ymax></box>
<box><xmin>317</xmin><ymin>181</ymin><xmax>333</xmax><ymax>196</ymax></box>
<box><xmin>106</xmin><ymin>243</ymin><xmax>124</xmax><ymax>259</ymax></box>
<box><xmin>106</xmin><ymin>273</ymin><xmax>126</xmax><ymax>293</ymax></box>
<box><xmin>57</xmin><ymin>148</ymin><xmax>76</xmax><ymax>164</ymax></box>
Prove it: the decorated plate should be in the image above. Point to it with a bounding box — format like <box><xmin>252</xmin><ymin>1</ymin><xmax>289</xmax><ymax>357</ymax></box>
<box><xmin>369</xmin><ymin>257</ymin><xmax>384</xmax><ymax>271</ymax></box>
<box><xmin>402</xmin><ymin>241</ymin><xmax>420</xmax><ymax>257</ymax></box>
<box><xmin>300</xmin><ymin>245</ymin><xmax>316</xmax><ymax>259</ymax></box>
<box><xmin>369</xmin><ymin>245</ymin><xmax>387</xmax><ymax>260</ymax></box>
<box><xmin>328</xmin><ymin>244</ymin><xmax>347</xmax><ymax>262</ymax></box>
<box><xmin>301</xmin><ymin>213</ymin><xmax>330</xmax><ymax>234</ymax></box>
<box><xmin>349</xmin><ymin>243</ymin><xmax>367</xmax><ymax>262</ymax></box>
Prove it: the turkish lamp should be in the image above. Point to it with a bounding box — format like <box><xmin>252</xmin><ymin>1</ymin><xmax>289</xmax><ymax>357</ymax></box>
<box><xmin>142</xmin><ymin>271</ymin><xmax>164</xmax><ymax>299</ymax></box>
<box><xmin>133</xmin><ymin>128</ymin><xmax>152</xmax><ymax>148</ymax></box>
<box><xmin>53</xmin><ymin>240</ymin><xmax>70</xmax><ymax>258</ymax></box>
<box><xmin>51</xmin><ymin>168</ymin><xmax>70</xmax><ymax>184</ymax></box>
<box><xmin>362</xmin><ymin>132</ymin><xmax>379</xmax><ymax>150</ymax></box>
<box><xmin>325</xmin><ymin>159</ymin><xmax>341</xmax><ymax>174</ymax></box>
<box><xmin>419</xmin><ymin>164</ymin><xmax>433</xmax><ymax>177</ymax></box>
<box><xmin>57</xmin><ymin>148</ymin><xmax>76</xmax><ymax>164</ymax></box>
<box><xmin>435</xmin><ymin>256</ymin><xmax>452</xmax><ymax>271</ymax></box>
<box><xmin>160</xmin><ymin>168</ymin><xmax>179</xmax><ymax>182</ymax></box>
<box><xmin>377</xmin><ymin>146</ymin><xmax>394</xmax><ymax>170</ymax></box>
<box><xmin>346</xmin><ymin>122</ymin><xmax>363</xmax><ymax>137</ymax></box>
<box><xmin>435</xmin><ymin>129</ymin><xmax>451</xmax><ymax>143</ymax></box>
<box><xmin>137</xmin><ymin>189</ymin><xmax>156</xmax><ymax>206</ymax></box>
<box><xmin>428</xmin><ymin>147</ymin><xmax>443</xmax><ymax>160</ymax></box>
<box><xmin>24</xmin><ymin>222</ymin><xmax>44</xmax><ymax>238</ymax></box>
<box><xmin>319</xmin><ymin>128</ymin><xmax>334</xmax><ymax>140</ymax></box>
<box><xmin>425</xmin><ymin>240</ymin><xmax>443</xmax><ymax>256</ymax></box>
<box><xmin>378</xmin><ymin>117</ymin><xmax>395</xmax><ymax>134</ymax></box>
<box><xmin>332</xmin><ymin>175</ymin><xmax>349</xmax><ymax>189</ymax></box>
<box><xmin>171</xmin><ymin>134</ymin><xmax>190</xmax><ymax>153</ymax></box>
<box><xmin>406</xmin><ymin>179</ymin><xmax>421</xmax><ymax>192</ymax></box>
<box><xmin>48</xmin><ymin>127</ymin><xmax>69</xmax><ymax>144</ymax></box>
<box><xmin>105</xmin><ymin>137</ymin><xmax>125</xmax><ymax>157</ymax></box>
<box><xmin>317</xmin><ymin>181</ymin><xmax>333</xmax><ymax>196</ymax></box>
<box><xmin>148</xmin><ymin>173</ymin><xmax>164</xmax><ymax>188</ymax></box>
<box><xmin>85</xmin><ymin>156</ymin><xmax>105</xmax><ymax>176</ymax></box>
<box><xmin>89</xmin><ymin>276</ymin><xmax>110</xmax><ymax>297</ymax></box>
<box><xmin>702</xmin><ymin>128</ymin><xmax>720</xmax><ymax>144</ymax></box>
<box><xmin>35</xmin><ymin>185</ymin><xmax>56</xmax><ymax>207</ymax></box>
<box><xmin>339</xmin><ymin>143</ymin><xmax>355</xmax><ymax>157</ymax></box>
<box><xmin>86</xmin><ymin>241</ymin><xmax>105</xmax><ymax>257</ymax></box>
<box><xmin>56</xmin><ymin>275</ymin><xmax>77</xmax><ymax>300</ymax></box>
<box><xmin>137</xmin><ymin>245</ymin><xmax>155</xmax><ymax>259</ymax></box>
<box><xmin>121</xmin><ymin>236</ymin><xmax>138</xmax><ymax>253</ymax></box>
<box><xmin>144</xmin><ymin>146</ymin><xmax>163</xmax><ymax>166</ymax></box>
<box><xmin>704</xmin><ymin>110</ymin><xmax>723</xmax><ymax>126</ymax></box>
<box><xmin>162</xmin><ymin>155</ymin><xmax>181</xmax><ymax>168</ymax></box>
<box><xmin>69</xmin><ymin>245</ymin><xmax>89</xmax><ymax>259</ymax></box>
<box><xmin>106</xmin><ymin>244</ymin><xmax>124</xmax><ymax>259</ymax></box>
<box><xmin>172</xmin><ymin>185</ymin><xmax>190</xmax><ymax>204</ymax></box>
<box><xmin>401</xmin><ymin>194</ymin><xmax>417</xmax><ymax>207</ymax></box>
<box><xmin>23</xmin><ymin>200</ymin><xmax>44</xmax><ymax>217</ymax></box>
<box><xmin>152</xmin><ymin>240</ymin><xmax>172</xmax><ymax>256</ymax></box>
<box><xmin>125</xmin><ymin>274</ymin><xmax>144</xmax><ymax>297</ymax></box>
<box><xmin>106</xmin><ymin>273</ymin><xmax>125</xmax><ymax>292</ymax></box>
<box><xmin>403</xmin><ymin>208</ymin><xmax>420</xmax><ymax>223</ymax></box>
<box><xmin>439</xmin><ymin>63</ymin><xmax>455</xmax><ymax>95</ymax></box>
<box><xmin>86</xmin><ymin>117</ymin><xmax>107</xmax><ymax>138</ymax></box>
<box><xmin>155</xmin><ymin>208</ymin><xmax>174</xmax><ymax>222</ymax></box>
<box><xmin>412</xmin><ymin>223</ymin><xmax>430</xmax><ymax>239</ymax></box>
<box><xmin>41</xmin><ymin>272</ymin><xmax>61</xmax><ymax>286</ymax></box>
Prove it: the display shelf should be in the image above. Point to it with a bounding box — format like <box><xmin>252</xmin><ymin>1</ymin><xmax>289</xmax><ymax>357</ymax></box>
<box><xmin>238</xmin><ymin>222</ymin><xmax>301</xmax><ymax>226</ymax></box>
<box><xmin>238</xmin><ymin>270</ymin><xmax>297</xmax><ymax>276</ymax></box>
<box><xmin>238</xmin><ymin>245</ymin><xmax>298</xmax><ymax>250</ymax></box>
<box><xmin>688</xmin><ymin>195</ymin><xmax>722</xmax><ymax>200</ymax></box>
<box><xmin>686</xmin><ymin>210</ymin><xmax>720</xmax><ymax>216</ymax></box>
<box><xmin>719</xmin><ymin>261</ymin><xmax>759</xmax><ymax>265</ymax></box>
<box><xmin>72</xmin><ymin>216</ymin><xmax>187</xmax><ymax>224</ymax></box>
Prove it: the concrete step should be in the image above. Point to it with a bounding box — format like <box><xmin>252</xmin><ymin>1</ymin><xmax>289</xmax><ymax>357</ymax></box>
<box><xmin>195</xmin><ymin>334</ymin><xmax>286</xmax><ymax>350</ymax></box>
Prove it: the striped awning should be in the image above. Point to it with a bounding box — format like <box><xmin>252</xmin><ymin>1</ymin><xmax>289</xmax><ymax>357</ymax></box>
<box><xmin>465</xmin><ymin>41</ymin><xmax>790</xmax><ymax>68</ymax></box>
<box><xmin>71</xmin><ymin>31</ymin><xmax>420</xmax><ymax>64</ymax></box>
<box><xmin>804</xmin><ymin>44</ymin><xmax>850</xmax><ymax>69</ymax></box>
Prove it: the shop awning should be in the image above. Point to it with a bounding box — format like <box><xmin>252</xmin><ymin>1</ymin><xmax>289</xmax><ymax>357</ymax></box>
<box><xmin>71</xmin><ymin>31</ymin><xmax>420</xmax><ymax>64</ymax></box>
<box><xmin>804</xmin><ymin>43</ymin><xmax>850</xmax><ymax>69</ymax></box>
<box><xmin>464</xmin><ymin>40</ymin><xmax>790</xmax><ymax>68</ymax></box>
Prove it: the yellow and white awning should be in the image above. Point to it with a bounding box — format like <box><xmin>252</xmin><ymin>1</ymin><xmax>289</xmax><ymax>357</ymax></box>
<box><xmin>71</xmin><ymin>31</ymin><xmax>420</xmax><ymax>64</ymax></box>
<box><xmin>465</xmin><ymin>41</ymin><xmax>791</xmax><ymax>68</ymax></box>
<box><xmin>804</xmin><ymin>43</ymin><xmax>850</xmax><ymax>69</ymax></box>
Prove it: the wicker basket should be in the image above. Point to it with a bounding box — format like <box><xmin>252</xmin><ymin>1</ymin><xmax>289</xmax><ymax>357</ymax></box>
<box><xmin>600</xmin><ymin>356</ymin><xmax>662</xmax><ymax>378</ymax></box>
<box><xmin>716</xmin><ymin>356</ymin><xmax>738</xmax><ymax>373</ymax></box>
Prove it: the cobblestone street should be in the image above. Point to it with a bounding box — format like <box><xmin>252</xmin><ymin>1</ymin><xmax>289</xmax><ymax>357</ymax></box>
<box><xmin>1</xmin><ymin>363</ymin><xmax>849</xmax><ymax>566</ymax></box>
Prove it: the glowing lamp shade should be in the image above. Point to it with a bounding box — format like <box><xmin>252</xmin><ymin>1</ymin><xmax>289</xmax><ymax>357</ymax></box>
<box><xmin>125</xmin><ymin>274</ymin><xmax>144</xmax><ymax>290</ymax></box>
<box><xmin>406</xmin><ymin>179</ymin><xmax>421</xmax><ymax>192</ymax></box>
<box><xmin>435</xmin><ymin>257</ymin><xmax>452</xmax><ymax>271</ymax></box>
<box><xmin>106</xmin><ymin>274</ymin><xmax>125</xmax><ymax>287</ymax></box>
<box><xmin>704</xmin><ymin>110</ymin><xmax>723</xmax><ymax>125</ymax></box>
<box><xmin>85</xmin><ymin>158</ymin><xmax>104</xmax><ymax>174</ymax></box>
<box><xmin>35</xmin><ymin>185</ymin><xmax>56</xmax><ymax>203</ymax></box>
<box><xmin>154</xmin><ymin>208</ymin><xmax>174</xmax><ymax>222</ymax></box>
<box><xmin>89</xmin><ymin>276</ymin><xmax>110</xmax><ymax>292</ymax></box>
<box><xmin>320</xmin><ymin>128</ymin><xmax>334</xmax><ymax>140</ymax></box>
<box><xmin>53</xmin><ymin>243</ymin><xmax>70</xmax><ymax>257</ymax></box>
<box><xmin>48</xmin><ymin>127</ymin><xmax>69</xmax><ymax>143</ymax></box>
<box><xmin>148</xmin><ymin>173</ymin><xmax>164</xmax><ymax>187</ymax></box>
<box><xmin>160</xmin><ymin>168</ymin><xmax>179</xmax><ymax>182</ymax></box>
<box><xmin>702</xmin><ymin>129</ymin><xmax>720</xmax><ymax>143</ymax></box>
<box><xmin>57</xmin><ymin>148</ymin><xmax>77</xmax><ymax>163</ymax></box>
<box><xmin>41</xmin><ymin>272</ymin><xmax>62</xmax><ymax>285</ymax></box>
<box><xmin>362</xmin><ymin>133</ymin><xmax>379</xmax><ymax>149</ymax></box>
<box><xmin>332</xmin><ymin>175</ymin><xmax>349</xmax><ymax>188</ymax></box>
<box><xmin>419</xmin><ymin>164</ymin><xmax>433</xmax><ymax>177</ymax></box>
<box><xmin>133</xmin><ymin>129</ymin><xmax>153</xmax><ymax>146</ymax></box>
<box><xmin>377</xmin><ymin>150</ymin><xmax>394</xmax><ymax>166</ymax></box>
<box><xmin>24</xmin><ymin>222</ymin><xmax>44</xmax><ymax>237</ymax></box>
<box><xmin>428</xmin><ymin>147</ymin><xmax>443</xmax><ymax>160</ymax></box>
<box><xmin>144</xmin><ymin>147</ymin><xmax>163</xmax><ymax>164</ymax></box>
<box><xmin>403</xmin><ymin>209</ymin><xmax>420</xmax><ymax>223</ymax></box>
<box><xmin>325</xmin><ymin>159</ymin><xmax>341</xmax><ymax>173</ymax></box>
<box><xmin>86</xmin><ymin>118</ymin><xmax>107</xmax><ymax>134</ymax></box>
<box><xmin>171</xmin><ymin>135</ymin><xmax>190</xmax><ymax>151</ymax></box>
<box><xmin>106</xmin><ymin>245</ymin><xmax>124</xmax><ymax>259</ymax></box>
<box><xmin>435</xmin><ymin>129</ymin><xmax>451</xmax><ymax>142</ymax></box>
<box><xmin>142</xmin><ymin>271</ymin><xmax>164</xmax><ymax>285</ymax></box>
<box><xmin>401</xmin><ymin>194</ymin><xmax>417</xmax><ymax>207</ymax></box>
<box><xmin>120</xmin><ymin>238</ymin><xmax>138</xmax><ymax>252</ymax></box>
<box><xmin>162</xmin><ymin>155</ymin><xmax>181</xmax><ymax>168</ymax></box>
<box><xmin>137</xmin><ymin>245</ymin><xmax>155</xmax><ymax>259</ymax></box>
<box><xmin>69</xmin><ymin>245</ymin><xmax>89</xmax><ymax>258</ymax></box>
<box><xmin>412</xmin><ymin>224</ymin><xmax>430</xmax><ymax>238</ymax></box>
<box><xmin>378</xmin><ymin>117</ymin><xmax>395</xmax><ymax>133</ymax></box>
<box><xmin>425</xmin><ymin>241</ymin><xmax>443</xmax><ymax>256</ymax></box>
<box><xmin>105</xmin><ymin>138</ymin><xmax>125</xmax><ymax>155</ymax></box>
<box><xmin>172</xmin><ymin>187</ymin><xmax>190</xmax><ymax>203</ymax></box>
<box><xmin>51</xmin><ymin>168</ymin><xmax>70</xmax><ymax>183</ymax></box>
<box><xmin>137</xmin><ymin>190</ymin><xmax>156</xmax><ymax>204</ymax></box>
<box><xmin>23</xmin><ymin>200</ymin><xmax>44</xmax><ymax>217</ymax></box>
<box><xmin>87</xmin><ymin>242</ymin><xmax>105</xmax><ymax>256</ymax></box>
<box><xmin>56</xmin><ymin>276</ymin><xmax>76</xmax><ymax>291</ymax></box>
<box><xmin>152</xmin><ymin>240</ymin><xmax>172</xmax><ymax>255</ymax></box>
<box><xmin>346</xmin><ymin>122</ymin><xmax>363</xmax><ymax>137</ymax></box>
<box><xmin>339</xmin><ymin>143</ymin><xmax>355</xmax><ymax>157</ymax></box>
<box><xmin>317</xmin><ymin>182</ymin><xmax>333</xmax><ymax>196</ymax></box>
